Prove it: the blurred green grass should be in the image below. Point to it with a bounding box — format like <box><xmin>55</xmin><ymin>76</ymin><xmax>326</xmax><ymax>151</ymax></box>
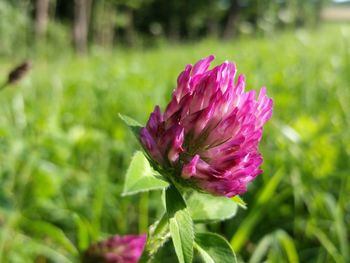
<box><xmin>0</xmin><ymin>24</ymin><xmax>349</xmax><ymax>262</ymax></box>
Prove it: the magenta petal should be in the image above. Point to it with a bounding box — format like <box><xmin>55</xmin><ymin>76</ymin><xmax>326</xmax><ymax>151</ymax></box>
<box><xmin>191</xmin><ymin>55</ymin><xmax>215</xmax><ymax>76</ymax></box>
<box><xmin>234</xmin><ymin>74</ymin><xmax>245</xmax><ymax>95</ymax></box>
<box><xmin>168</xmin><ymin>127</ymin><xmax>185</xmax><ymax>163</ymax></box>
<box><xmin>146</xmin><ymin>105</ymin><xmax>163</xmax><ymax>135</ymax></box>
<box><xmin>140</xmin><ymin>128</ymin><xmax>163</xmax><ymax>163</ymax></box>
<box><xmin>175</xmin><ymin>64</ymin><xmax>192</xmax><ymax>101</ymax></box>
<box><xmin>182</xmin><ymin>155</ymin><xmax>200</xmax><ymax>179</ymax></box>
<box><xmin>193</xmin><ymin>102</ymin><xmax>216</xmax><ymax>136</ymax></box>
<box><xmin>164</xmin><ymin>95</ymin><xmax>180</xmax><ymax>120</ymax></box>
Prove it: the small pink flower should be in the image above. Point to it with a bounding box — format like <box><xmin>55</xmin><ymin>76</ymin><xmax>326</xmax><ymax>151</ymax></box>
<box><xmin>83</xmin><ymin>234</ymin><xmax>146</xmax><ymax>263</ymax></box>
<box><xmin>140</xmin><ymin>55</ymin><xmax>273</xmax><ymax>197</ymax></box>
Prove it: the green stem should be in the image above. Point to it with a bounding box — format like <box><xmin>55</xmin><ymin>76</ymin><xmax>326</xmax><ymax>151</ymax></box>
<box><xmin>0</xmin><ymin>82</ymin><xmax>8</xmax><ymax>91</ymax></box>
<box><xmin>139</xmin><ymin>192</ymin><xmax>149</xmax><ymax>233</ymax></box>
<box><xmin>139</xmin><ymin>213</ymin><xmax>170</xmax><ymax>263</ymax></box>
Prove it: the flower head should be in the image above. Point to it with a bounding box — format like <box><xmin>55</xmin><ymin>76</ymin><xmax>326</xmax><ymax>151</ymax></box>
<box><xmin>83</xmin><ymin>234</ymin><xmax>146</xmax><ymax>263</ymax></box>
<box><xmin>140</xmin><ymin>55</ymin><xmax>273</xmax><ymax>197</ymax></box>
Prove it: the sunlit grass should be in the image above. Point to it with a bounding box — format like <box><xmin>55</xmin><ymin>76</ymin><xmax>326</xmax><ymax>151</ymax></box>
<box><xmin>0</xmin><ymin>23</ymin><xmax>349</xmax><ymax>262</ymax></box>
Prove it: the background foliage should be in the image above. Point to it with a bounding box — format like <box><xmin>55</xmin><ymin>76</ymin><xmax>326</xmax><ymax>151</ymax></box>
<box><xmin>0</xmin><ymin>0</ymin><xmax>328</xmax><ymax>56</ymax></box>
<box><xmin>0</xmin><ymin>0</ymin><xmax>349</xmax><ymax>262</ymax></box>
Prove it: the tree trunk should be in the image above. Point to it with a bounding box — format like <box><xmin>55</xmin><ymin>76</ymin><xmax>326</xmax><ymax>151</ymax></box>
<box><xmin>314</xmin><ymin>0</ymin><xmax>325</xmax><ymax>27</ymax></box>
<box><xmin>93</xmin><ymin>0</ymin><xmax>115</xmax><ymax>48</ymax></box>
<box><xmin>169</xmin><ymin>16</ymin><xmax>180</xmax><ymax>42</ymax></box>
<box><xmin>125</xmin><ymin>8</ymin><xmax>136</xmax><ymax>46</ymax></box>
<box><xmin>207</xmin><ymin>17</ymin><xmax>219</xmax><ymax>38</ymax></box>
<box><xmin>223</xmin><ymin>0</ymin><xmax>239</xmax><ymax>40</ymax></box>
<box><xmin>73</xmin><ymin>0</ymin><xmax>92</xmax><ymax>54</ymax></box>
<box><xmin>35</xmin><ymin>0</ymin><xmax>50</xmax><ymax>39</ymax></box>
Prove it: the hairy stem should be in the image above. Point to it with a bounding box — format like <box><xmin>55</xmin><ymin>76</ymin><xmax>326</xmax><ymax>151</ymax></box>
<box><xmin>139</xmin><ymin>213</ymin><xmax>170</xmax><ymax>263</ymax></box>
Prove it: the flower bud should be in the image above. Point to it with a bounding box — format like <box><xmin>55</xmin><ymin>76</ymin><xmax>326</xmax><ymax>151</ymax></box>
<box><xmin>83</xmin><ymin>234</ymin><xmax>146</xmax><ymax>263</ymax></box>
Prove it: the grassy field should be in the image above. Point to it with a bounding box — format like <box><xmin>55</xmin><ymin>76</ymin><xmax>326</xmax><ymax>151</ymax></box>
<box><xmin>0</xmin><ymin>24</ymin><xmax>349</xmax><ymax>262</ymax></box>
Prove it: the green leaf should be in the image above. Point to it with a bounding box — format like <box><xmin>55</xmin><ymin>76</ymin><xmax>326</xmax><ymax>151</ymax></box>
<box><xmin>248</xmin><ymin>234</ymin><xmax>272</xmax><ymax>263</ymax></box>
<box><xmin>307</xmin><ymin>224</ymin><xmax>343</xmax><ymax>263</ymax></box>
<box><xmin>187</xmin><ymin>192</ymin><xmax>238</xmax><ymax>223</ymax></box>
<box><xmin>275</xmin><ymin>230</ymin><xmax>300</xmax><ymax>263</ymax></box>
<box><xmin>72</xmin><ymin>213</ymin><xmax>90</xmax><ymax>252</ymax></box>
<box><xmin>195</xmin><ymin>232</ymin><xmax>237</xmax><ymax>263</ymax></box>
<box><xmin>122</xmin><ymin>151</ymin><xmax>169</xmax><ymax>196</ymax></box>
<box><xmin>166</xmin><ymin>184</ymin><xmax>194</xmax><ymax>263</ymax></box>
<box><xmin>119</xmin><ymin>113</ymin><xmax>142</xmax><ymax>138</ymax></box>
<box><xmin>230</xmin><ymin>169</ymin><xmax>284</xmax><ymax>252</ymax></box>
<box><xmin>19</xmin><ymin>217</ymin><xmax>78</xmax><ymax>255</ymax></box>
<box><xmin>249</xmin><ymin>230</ymin><xmax>300</xmax><ymax>263</ymax></box>
<box><xmin>231</xmin><ymin>195</ymin><xmax>247</xmax><ymax>209</ymax></box>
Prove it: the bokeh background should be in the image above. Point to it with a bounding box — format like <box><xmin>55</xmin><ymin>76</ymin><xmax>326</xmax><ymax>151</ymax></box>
<box><xmin>0</xmin><ymin>0</ymin><xmax>350</xmax><ymax>262</ymax></box>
